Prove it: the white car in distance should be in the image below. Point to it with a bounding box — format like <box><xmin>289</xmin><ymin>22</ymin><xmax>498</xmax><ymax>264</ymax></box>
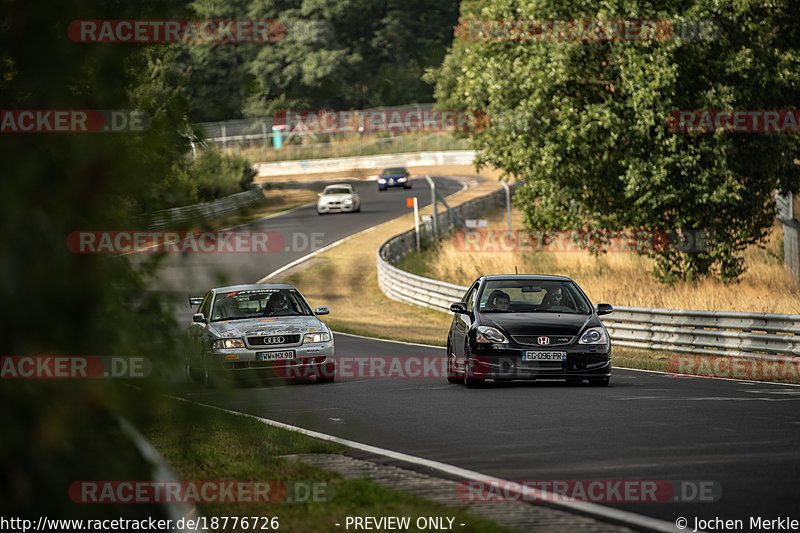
<box><xmin>316</xmin><ymin>184</ymin><xmax>361</xmax><ymax>214</ymax></box>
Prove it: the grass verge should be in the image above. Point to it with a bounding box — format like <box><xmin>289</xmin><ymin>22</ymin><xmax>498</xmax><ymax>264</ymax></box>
<box><xmin>140</xmin><ymin>399</ymin><xmax>516</xmax><ymax>533</ymax></box>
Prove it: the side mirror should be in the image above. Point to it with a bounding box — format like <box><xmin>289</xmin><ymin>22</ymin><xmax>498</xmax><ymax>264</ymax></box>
<box><xmin>192</xmin><ymin>313</ymin><xmax>206</xmax><ymax>323</ymax></box>
<box><xmin>315</xmin><ymin>306</ymin><xmax>330</xmax><ymax>315</ymax></box>
<box><xmin>189</xmin><ymin>297</ymin><xmax>203</xmax><ymax>307</ymax></box>
<box><xmin>596</xmin><ymin>303</ymin><xmax>614</xmax><ymax>316</ymax></box>
<box><xmin>450</xmin><ymin>302</ymin><xmax>470</xmax><ymax>315</ymax></box>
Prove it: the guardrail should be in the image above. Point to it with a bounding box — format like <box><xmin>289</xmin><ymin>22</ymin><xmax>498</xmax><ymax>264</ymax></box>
<box><xmin>146</xmin><ymin>187</ymin><xmax>265</xmax><ymax>230</ymax></box>
<box><xmin>377</xmin><ymin>186</ymin><xmax>800</xmax><ymax>359</ymax></box>
<box><xmin>254</xmin><ymin>150</ymin><xmax>476</xmax><ymax>177</ymax></box>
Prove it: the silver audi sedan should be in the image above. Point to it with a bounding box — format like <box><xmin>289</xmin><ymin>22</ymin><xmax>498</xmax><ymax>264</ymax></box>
<box><xmin>186</xmin><ymin>283</ymin><xmax>335</xmax><ymax>385</ymax></box>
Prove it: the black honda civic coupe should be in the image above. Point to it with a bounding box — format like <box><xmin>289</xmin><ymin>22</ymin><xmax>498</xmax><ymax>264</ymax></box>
<box><xmin>447</xmin><ymin>275</ymin><xmax>613</xmax><ymax>387</ymax></box>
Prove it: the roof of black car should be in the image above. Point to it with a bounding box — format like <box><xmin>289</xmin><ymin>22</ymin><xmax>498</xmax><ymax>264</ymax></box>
<box><xmin>480</xmin><ymin>274</ymin><xmax>574</xmax><ymax>282</ymax></box>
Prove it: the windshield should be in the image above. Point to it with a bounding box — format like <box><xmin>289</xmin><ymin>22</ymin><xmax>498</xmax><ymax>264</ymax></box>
<box><xmin>478</xmin><ymin>279</ymin><xmax>592</xmax><ymax>314</ymax></box>
<box><xmin>323</xmin><ymin>187</ymin><xmax>351</xmax><ymax>195</ymax></box>
<box><xmin>381</xmin><ymin>168</ymin><xmax>407</xmax><ymax>176</ymax></box>
<box><xmin>210</xmin><ymin>289</ymin><xmax>312</xmax><ymax>321</ymax></box>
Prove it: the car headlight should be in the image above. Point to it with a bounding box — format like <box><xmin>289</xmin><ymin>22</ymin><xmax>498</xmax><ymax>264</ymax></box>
<box><xmin>343</xmin><ymin>198</ymin><xmax>353</xmax><ymax>205</ymax></box>
<box><xmin>303</xmin><ymin>332</ymin><xmax>331</xmax><ymax>344</ymax></box>
<box><xmin>378</xmin><ymin>178</ymin><xmax>386</xmax><ymax>184</ymax></box>
<box><xmin>578</xmin><ymin>327</ymin><xmax>607</xmax><ymax>344</ymax></box>
<box><xmin>212</xmin><ymin>338</ymin><xmax>245</xmax><ymax>349</ymax></box>
<box><xmin>475</xmin><ymin>326</ymin><xmax>508</xmax><ymax>344</ymax></box>
<box><xmin>398</xmin><ymin>177</ymin><xmax>407</xmax><ymax>182</ymax></box>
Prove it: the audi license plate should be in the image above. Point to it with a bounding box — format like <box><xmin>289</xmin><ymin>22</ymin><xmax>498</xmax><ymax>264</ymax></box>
<box><xmin>257</xmin><ymin>351</ymin><xmax>295</xmax><ymax>361</ymax></box>
<box><xmin>522</xmin><ymin>351</ymin><xmax>566</xmax><ymax>362</ymax></box>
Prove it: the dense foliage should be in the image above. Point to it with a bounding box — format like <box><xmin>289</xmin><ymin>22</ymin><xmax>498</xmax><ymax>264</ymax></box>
<box><xmin>431</xmin><ymin>0</ymin><xmax>800</xmax><ymax>280</ymax></box>
<box><xmin>179</xmin><ymin>0</ymin><xmax>461</xmax><ymax>120</ymax></box>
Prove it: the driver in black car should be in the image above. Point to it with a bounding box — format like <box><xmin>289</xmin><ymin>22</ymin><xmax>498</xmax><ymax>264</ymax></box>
<box><xmin>542</xmin><ymin>287</ymin><xmax>572</xmax><ymax>311</ymax></box>
<box><xmin>485</xmin><ymin>290</ymin><xmax>511</xmax><ymax>312</ymax></box>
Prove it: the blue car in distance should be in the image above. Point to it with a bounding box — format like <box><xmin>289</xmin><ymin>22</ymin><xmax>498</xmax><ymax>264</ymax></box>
<box><xmin>377</xmin><ymin>167</ymin><xmax>411</xmax><ymax>191</ymax></box>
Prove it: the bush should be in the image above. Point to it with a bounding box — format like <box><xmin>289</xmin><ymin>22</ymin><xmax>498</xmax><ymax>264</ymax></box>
<box><xmin>187</xmin><ymin>149</ymin><xmax>256</xmax><ymax>202</ymax></box>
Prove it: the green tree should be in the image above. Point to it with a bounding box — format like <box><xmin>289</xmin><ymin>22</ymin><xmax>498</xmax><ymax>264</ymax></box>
<box><xmin>0</xmin><ymin>0</ymin><xmax>199</xmax><ymax>517</ymax></box>
<box><xmin>431</xmin><ymin>0</ymin><xmax>800</xmax><ymax>280</ymax></box>
<box><xmin>243</xmin><ymin>0</ymin><xmax>461</xmax><ymax>116</ymax></box>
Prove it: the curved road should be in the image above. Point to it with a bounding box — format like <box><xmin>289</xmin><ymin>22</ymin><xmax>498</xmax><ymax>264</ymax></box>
<box><xmin>165</xmin><ymin>175</ymin><xmax>800</xmax><ymax>528</ymax></box>
<box><xmin>151</xmin><ymin>175</ymin><xmax>465</xmax><ymax>305</ymax></box>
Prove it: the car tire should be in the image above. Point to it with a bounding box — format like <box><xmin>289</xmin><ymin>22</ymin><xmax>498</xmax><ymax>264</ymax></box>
<box><xmin>589</xmin><ymin>377</ymin><xmax>610</xmax><ymax>387</ymax></box>
<box><xmin>446</xmin><ymin>341</ymin><xmax>461</xmax><ymax>384</ymax></box>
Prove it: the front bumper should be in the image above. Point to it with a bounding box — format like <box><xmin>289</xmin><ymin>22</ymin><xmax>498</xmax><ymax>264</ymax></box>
<box><xmin>378</xmin><ymin>179</ymin><xmax>409</xmax><ymax>189</ymax></box>
<box><xmin>209</xmin><ymin>341</ymin><xmax>335</xmax><ymax>378</ymax></box>
<box><xmin>468</xmin><ymin>344</ymin><xmax>611</xmax><ymax>380</ymax></box>
<box><xmin>317</xmin><ymin>203</ymin><xmax>356</xmax><ymax>213</ymax></box>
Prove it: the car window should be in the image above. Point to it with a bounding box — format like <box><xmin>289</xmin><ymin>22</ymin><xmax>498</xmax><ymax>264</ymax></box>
<box><xmin>478</xmin><ymin>280</ymin><xmax>591</xmax><ymax>314</ymax></box>
<box><xmin>464</xmin><ymin>283</ymin><xmax>479</xmax><ymax>312</ymax></box>
<box><xmin>210</xmin><ymin>289</ymin><xmax>312</xmax><ymax>321</ymax></box>
<box><xmin>200</xmin><ymin>292</ymin><xmax>213</xmax><ymax>318</ymax></box>
<box><xmin>324</xmin><ymin>187</ymin><xmax>351</xmax><ymax>195</ymax></box>
<box><xmin>381</xmin><ymin>168</ymin><xmax>407</xmax><ymax>176</ymax></box>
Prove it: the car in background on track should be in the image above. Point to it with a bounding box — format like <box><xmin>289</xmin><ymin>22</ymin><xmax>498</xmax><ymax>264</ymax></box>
<box><xmin>186</xmin><ymin>283</ymin><xmax>334</xmax><ymax>385</ymax></box>
<box><xmin>316</xmin><ymin>183</ymin><xmax>361</xmax><ymax>214</ymax></box>
<box><xmin>377</xmin><ymin>167</ymin><xmax>411</xmax><ymax>190</ymax></box>
<box><xmin>446</xmin><ymin>275</ymin><xmax>613</xmax><ymax>387</ymax></box>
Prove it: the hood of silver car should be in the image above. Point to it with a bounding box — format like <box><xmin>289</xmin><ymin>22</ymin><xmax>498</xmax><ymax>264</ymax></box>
<box><xmin>208</xmin><ymin>315</ymin><xmax>327</xmax><ymax>338</ymax></box>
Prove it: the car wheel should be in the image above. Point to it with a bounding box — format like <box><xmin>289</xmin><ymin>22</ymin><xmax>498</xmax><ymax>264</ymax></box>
<box><xmin>463</xmin><ymin>343</ymin><xmax>484</xmax><ymax>388</ymax></box>
<box><xmin>588</xmin><ymin>377</ymin><xmax>610</xmax><ymax>387</ymax></box>
<box><xmin>446</xmin><ymin>341</ymin><xmax>462</xmax><ymax>384</ymax></box>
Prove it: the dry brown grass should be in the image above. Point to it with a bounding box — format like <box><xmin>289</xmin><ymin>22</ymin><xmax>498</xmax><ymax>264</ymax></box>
<box><xmin>410</xmin><ymin>209</ymin><xmax>799</xmax><ymax>314</ymax></box>
<box><xmin>285</xmin><ymin>173</ymin><xmax>506</xmax><ymax>344</ymax></box>
<box><xmin>254</xmin><ymin>164</ymin><xmax>504</xmax><ymax>184</ymax></box>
